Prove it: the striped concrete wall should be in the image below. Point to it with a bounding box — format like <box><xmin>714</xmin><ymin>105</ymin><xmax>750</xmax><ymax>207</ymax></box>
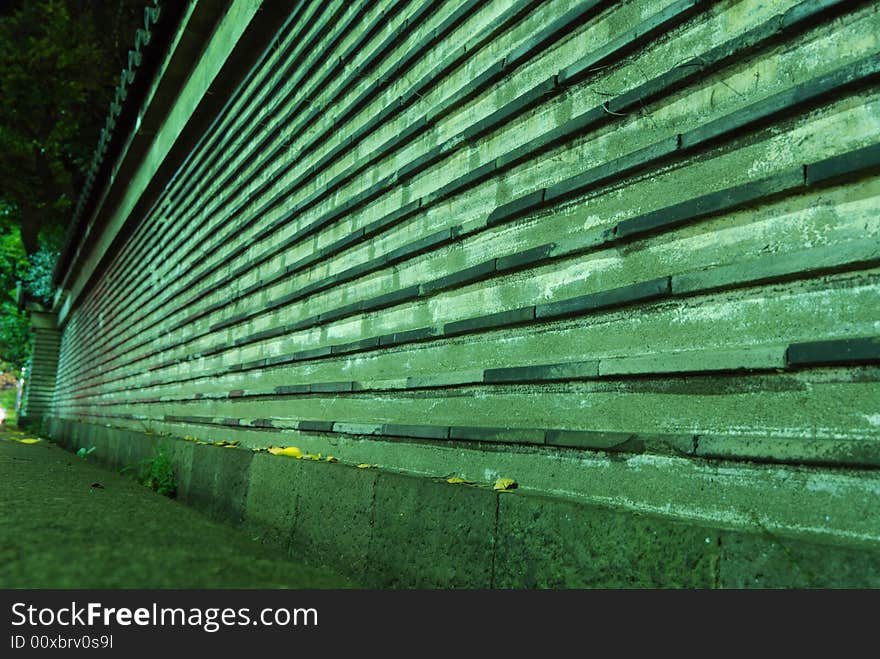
<box><xmin>20</xmin><ymin>310</ymin><xmax>60</xmax><ymax>428</ymax></box>
<box><xmin>48</xmin><ymin>0</ymin><xmax>880</xmax><ymax>584</ymax></box>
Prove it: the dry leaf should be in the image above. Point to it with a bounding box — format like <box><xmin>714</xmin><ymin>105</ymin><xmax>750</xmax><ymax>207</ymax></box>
<box><xmin>15</xmin><ymin>438</ymin><xmax>41</xmax><ymax>445</ymax></box>
<box><xmin>268</xmin><ymin>446</ymin><xmax>303</xmax><ymax>459</ymax></box>
<box><xmin>493</xmin><ymin>477</ymin><xmax>517</xmax><ymax>491</ymax></box>
<box><xmin>356</xmin><ymin>463</ymin><xmax>378</xmax><ymax>469</ymax></box>
<box><xmin>325</xmin><ymin>455</ymin><xmax>338</xmax><ymax>463</ymax></box>
<box><xmin>447</xmin><ymin>476</ymin><xmax>475</xmax><ymax>485</ymax></box>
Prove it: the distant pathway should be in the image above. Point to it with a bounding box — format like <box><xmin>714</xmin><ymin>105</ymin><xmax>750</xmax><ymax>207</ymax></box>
<box><xmin>0</xmin><ymin>428</ymin><xmax>354</xmax><ymax>588</ymax></box>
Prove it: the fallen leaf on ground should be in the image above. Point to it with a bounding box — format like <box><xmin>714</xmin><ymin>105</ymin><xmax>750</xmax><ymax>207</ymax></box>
<box><xmin>268</xmin><ymin>446</ymin><xmax>303</xmax><ymax>458</ymax></box>
<box><xmin>13</xmin><ymin>437</ymin><xmax>41</xmax><ymax>444</ymax></box>
<box><xmin>325</xmin><ymin>456</ymin><xmax>338</xmax><ymax>463</ymax></box>
<box><xmin>493</xmin><ymin>477</ymin><xmax>517</xmax><ymax>491</ymax></box>
<box><xmin>356</xmin><ymin>463</ymin><xmax>378</xmax><ymax>469</ymax></box>
<box><xmin>447</xmin><ymin>476</ymin><xmax>475</xmax><ymax>485</ymax></box>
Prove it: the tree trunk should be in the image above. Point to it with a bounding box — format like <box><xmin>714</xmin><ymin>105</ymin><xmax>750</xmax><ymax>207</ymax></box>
<box><xmin>18</xmin><ymin>204</ymin><xmax>42</xmax><ymax>257</ymax></box>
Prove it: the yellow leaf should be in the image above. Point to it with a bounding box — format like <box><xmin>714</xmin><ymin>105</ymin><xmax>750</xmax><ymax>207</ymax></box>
<box><xmin>356</xmin><ymin>463</ymin><xmax>378</xmax><ymax>469</ymax></box>
<box><xmin>268</xmin><ymin>446</ymin><xmax>303</xmax><ymax>458</ymax></box>
<box><xmin>325</xmin><ymin>456</ymin><xmax>338</xmax><ymax>463</ymax></box>
<box><xmin>447</xmin><ymin>476</ymin><xmax>475</xmax><ymax>485</ymax></box>
<box><xmin>493</xmin><ymin>477</ymin><xmax>517</xmax><ymax>491</ymax></box>
<box><xmin>17</xmin><ymin>438</ymin><xmax>41</xmax><ymax>445</ymax></box>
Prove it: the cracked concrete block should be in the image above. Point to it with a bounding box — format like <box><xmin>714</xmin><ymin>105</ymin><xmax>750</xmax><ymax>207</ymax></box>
<box><xmin>243</xmin><ymin>452</ymin><xmax>300</xmax><ymax>550</ymax></box>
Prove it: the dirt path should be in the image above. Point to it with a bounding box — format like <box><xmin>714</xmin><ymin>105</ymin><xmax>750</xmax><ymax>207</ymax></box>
<box><xmin>0</xmin><ymin>428</ymin><xmax>355</xmax><ymax>588</ymax></box>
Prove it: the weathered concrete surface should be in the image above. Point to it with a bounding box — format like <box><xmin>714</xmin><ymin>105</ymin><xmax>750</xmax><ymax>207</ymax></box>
<box><xmin>494</xmin><ymin>491</ymin><xmax>720</xmax><ymax>589</ymax></box>
<box><xmin>0</xmin><ymin>428</ymin><xmax>354</xmax><ymax>588</ymax></box>
<box><xmin>719</xmin><ymin>531</ymin><xmax>880</xmax><ymax>589</ymax></box>
<box><xmin>50</xmin><ymin>0</ymin><xmax>880</xmax><ymax>467</ymax></box>
<box><xmin>289</xmin><ymin>461</ymin><xmax>377</xmax><ymax>582</ymax></box>
<box><xmin>48</xmin><ymin>420</ymin><xmax>880</xmax><ymax>588</ymax></box>
<box><xmin>41</xmin><ymin>1</ymin><xmax>880</xmax><ymax>586</ymax></box>
<box><xmin>188</xmin><ymin>444</ymin><xmax>253</xmax><ymax>524</ymax></box>
<box><xmin>18</xmin><ymin>309</ymin><xmax>60</xmax><ymax>430</ymax></box>
<box><xmin>367</xmin><ymin>471</ymin><xmax>497</xmax><ymax>588</ymax></box>
<box><xmin>243</xmin><ymin>452</ymin><xmax>300</xmax><ymax>548</ymax></box>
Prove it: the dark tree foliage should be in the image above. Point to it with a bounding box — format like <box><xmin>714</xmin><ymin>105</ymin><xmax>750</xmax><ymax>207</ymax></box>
<box><xmin>0</xmin><ymin>202</ymin><xmax>29</xmax><ymax>369</ymax></box>
<box><xmin>0</xmin><ymin>0</ymin><xmax>143</xmax><ymax>254</ymax></box>
<box><xmin>0</xmin><ymin>0</ymin><xmax>144</xmax><ymax>368</ymax></box>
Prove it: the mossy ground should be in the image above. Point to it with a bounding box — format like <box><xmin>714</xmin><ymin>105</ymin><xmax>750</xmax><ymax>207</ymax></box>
<box><xmin>0</xmin><ymin>426</ymin><xmax>355</xmax><ymax>588</ymax></box>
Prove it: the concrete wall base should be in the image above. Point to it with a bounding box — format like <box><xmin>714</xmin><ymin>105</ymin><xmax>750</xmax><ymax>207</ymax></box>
<box><xmin>48</xmin><ymin>418</ymin><xmax>880</xmax><ymax>588</ymax></box>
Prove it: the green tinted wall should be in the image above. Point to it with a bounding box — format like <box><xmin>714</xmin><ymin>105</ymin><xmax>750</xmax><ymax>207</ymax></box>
<box><xmin>49</xmin><ymin>0</ymin><xmax>880</xmax><ymax>584</ymax></box>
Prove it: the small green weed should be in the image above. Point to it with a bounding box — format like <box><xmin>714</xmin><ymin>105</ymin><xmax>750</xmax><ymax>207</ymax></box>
<box><xmin>122</xmin><ymin>446</ymin><xmax>177</xmax><ymax>498</ymax></box>
<box><xmin>76</xmin><ymin>446</ymin><xmax>96</xmax><ymax>459</ymax></box>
